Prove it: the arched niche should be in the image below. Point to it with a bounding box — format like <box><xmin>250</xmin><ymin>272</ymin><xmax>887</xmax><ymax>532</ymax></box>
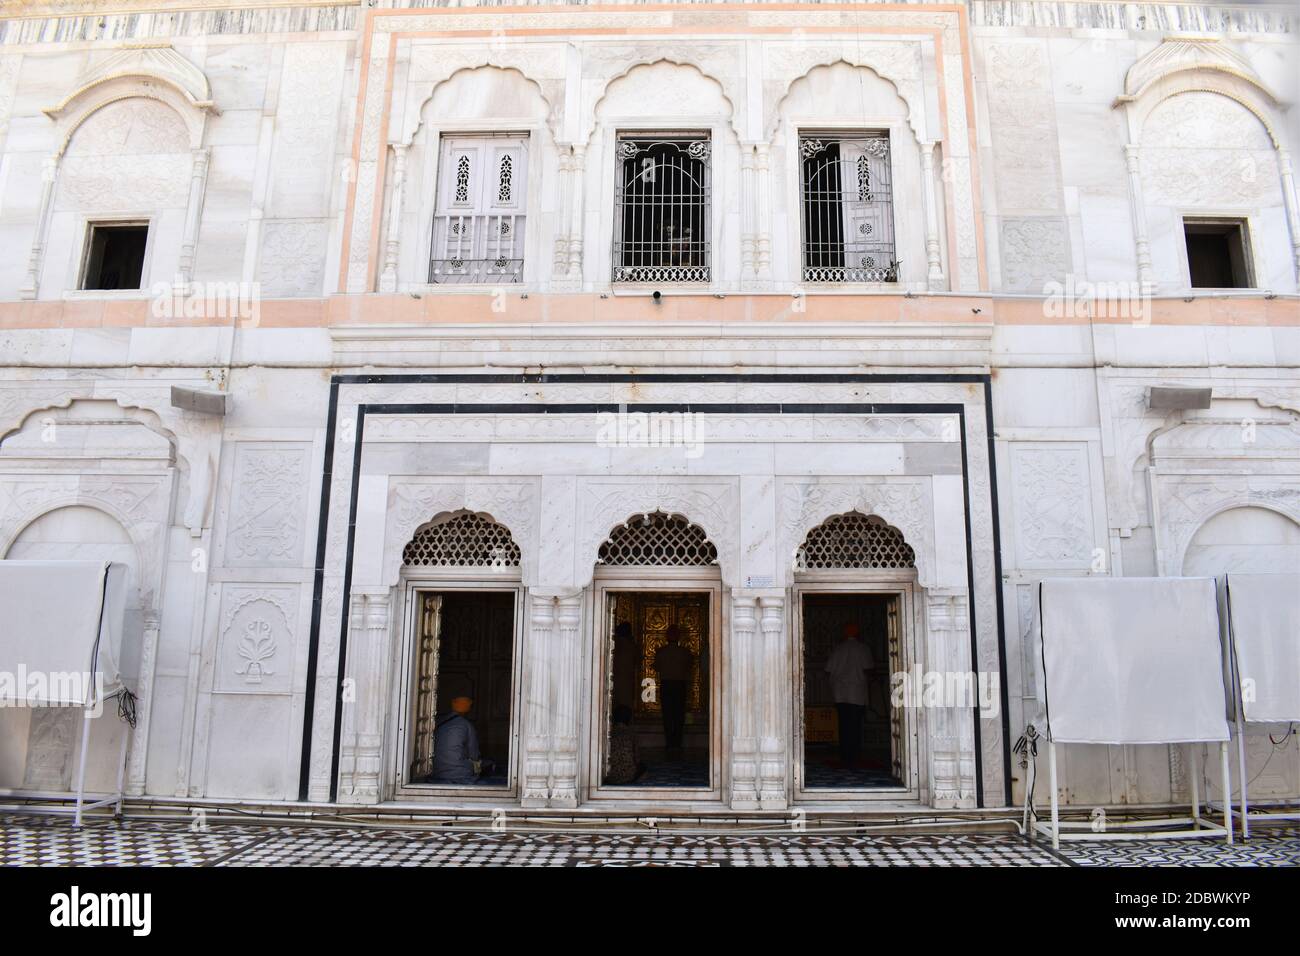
<box><xmin>1114</xmin><ymin>38</ymin><xmax>1300</xmax><ymax>288</ymax></box>
<box><xmin>1182</xmin><ymin>506</ymin><xmax>1300</xmax><ymax>577</ymax></box>
<box><xmin>770</xmin><ymin>61</ymin><xmax>934</xmax><ymax>290</ymax></box>
<box><xmin>0</xmin><ymin>504</ymin><xmax>146</xmax><ymax>796</ymax></box>
<box><xmin>402</xmin><ymin>64</ymin><xmax>558</xmax><ymax>147</ymax></box>
<box><xmin>587</xmin><ymin>61</ymin><xmax>742</xmax><ymax>289</ymax></box>
<box><xmin>388</xmin><ymin>65</ymin><xmax>555</xmax><ymax>292</ymax></box>
<box><xmin>0</xmin><ymin>397</ymin><xmax>188</xmax><ymax>608</ymax></box>
<box><xmin>589</xmin><ymin>59</ymin><xmax>740</xmax><ymax>143</ymax></box>
<box><xmin>24</xmin><ymin>47</ymin><xmax>216</xmax><ymax>298</ymax></box>
<box><xmin>4</xmin><ymin>504</ymin><xmax>148</xmax><ymax>633</ymax></box>
<box><xmin>769</xmin><ymin>58</ymin><xmax>927</xmax><ymax>144</ymax></box>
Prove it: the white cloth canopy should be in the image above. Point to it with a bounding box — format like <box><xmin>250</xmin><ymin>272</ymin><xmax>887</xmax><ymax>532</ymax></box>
<box><xmin>1224</xmin><ymin>572</ymin><xmax>1300</xmax><ymax>724</ymax></box>
<box><xmin>1035</xmin><ymin>577</ymin><xmax>1230</xmax><ymax>745</ymax></box>
<box><xmin>0</xmin><ymin>560</ymin><xmax>131</xmax><ymax>706</ymax></box>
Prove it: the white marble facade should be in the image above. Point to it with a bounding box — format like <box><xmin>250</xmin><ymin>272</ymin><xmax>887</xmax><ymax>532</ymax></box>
<box><xmin>0</xmin><ymin>1</ymin><xmax>1297</xmax><ymax>813</ymax></box>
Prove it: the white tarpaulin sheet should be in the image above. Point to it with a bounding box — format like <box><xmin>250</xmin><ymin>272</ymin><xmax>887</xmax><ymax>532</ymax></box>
<box><xmin>1037</xmin><ymin>577</ymin><xmax>1230</xmax><ymax>745</ymax></box>
<box><xmin>1225</xmin><ymin>572</ymin><xmax>1300</xmax><ymax>724</ymax></box>
<box><xmin>0</xmin><ymin>560</ymin><xmax>130</xmax><ymax>706</ymax></box>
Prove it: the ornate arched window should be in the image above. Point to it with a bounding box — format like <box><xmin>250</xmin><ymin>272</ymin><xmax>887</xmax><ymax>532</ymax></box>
<box><xmin>597</xmin><ymin>511</ymin><xmax>717</xmax><ymax>567</ymax></box>
<box><xmin>797</xmin><ymin>512</ymin><xmax>914</xmax><ymax>570</ymax></box>
<box><xmin>402</xmin><ymin>510</ymin><xmax>521</xmax><ymax>569</ymax></box>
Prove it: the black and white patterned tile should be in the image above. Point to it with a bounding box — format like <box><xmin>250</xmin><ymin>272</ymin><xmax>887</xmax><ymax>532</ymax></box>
<box><xmin>1053</xmin><ymin>823</ymin><xmax>1300</xmax><ymax>867</ymax></box>
<box><xmin>1</xmin><ymin>813</ymin><xmax>1296</xmax><ymax>867</ymax></box>
<box><xmin>0</xmin><ymin>813</ymin><xmax>270</xmax><ymax>867</ymax></box>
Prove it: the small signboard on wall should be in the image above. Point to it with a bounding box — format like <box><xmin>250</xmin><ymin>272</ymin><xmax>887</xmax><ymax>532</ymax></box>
<box><xmin>805</xmin><ymin>706</ymin><xmax>838</xmax><ymax>743</ymax></box>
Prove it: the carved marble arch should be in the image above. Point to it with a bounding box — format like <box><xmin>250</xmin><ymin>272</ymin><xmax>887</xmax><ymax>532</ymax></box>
<box><xmin>399</xmin><ymin>64</ymin><xmax>558</xmax><ymax>147</ymax></box>
<box><xmin>580</xmin><ymin>496</ymin><xmax>735</xmax><ymax>589</ymax></box>
<box><xmin>778</xmin><ymin>481</ymin><xmax>935</xmax><ymax>589</ymax></box>
<box><xmin>400</xmin><ymin>509</ymin><xmax>523</xmax><ymax>576</ymax></box>
<box><xmin>46</xmin><ymin>71</ymin><xmax>213</xmax><ymax>158</ymax></box>
<box><xmin>586</xmin><ymin>59</ymin><xmax>741</xmax><ymax>144</ymax></box>
<box><xmin>1116</xmin><ymin>39</ymin><xmax>1283</xmax><ymax>148</ymax></box>
<box><xmin>595</xmin><ymin>510</ymin><xmax>720</xmax><ymax>570</ymax></box>
<box><xmin>795</xmin><ymin>512</ymin><xmax>917</xmax><ymax>573</ymax></box>
<box><xmin>768</xmin><ymin>59</ymin><xmax>928</xmax><ymax>144</ymax></box>
<box><xmin>0</xmin><ymin>499</ymin><xmax>155</xmax><ymax>608</ymax></box>
<box><xmin>0</xmin><ymin>397</ymin><xmax>178</xmax><ymax>462</ymax></box>
<box><xmin>1171</xmin><ymin>497</ymin><xmax>1300</xmax><ymax>578</ymax></box>
<box><xmin>0</xmin><ymin>395</ymin><xmax>200</xmax><ymax>532</ymax></box>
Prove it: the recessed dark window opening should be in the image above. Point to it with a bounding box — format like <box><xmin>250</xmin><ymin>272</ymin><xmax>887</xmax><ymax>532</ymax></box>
<box><xmin>1184</xmin><ymin>218</ymin><xmax>1252</xmax><ymax>289</ymax></box>
<box><xmin>612</xmin><ymin>133</ymin><xmax>711</xmax><ymax>284</ymax></box>
<box><xmin>81</xmin><ymin>222</ymin><xmax>148</xmax><ymax>290</ymax></box>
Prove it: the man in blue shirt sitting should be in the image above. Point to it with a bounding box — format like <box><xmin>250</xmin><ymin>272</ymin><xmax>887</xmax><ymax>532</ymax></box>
<box><xmin>431</xmin><ymin>695</ymin><xmax>488</xmax><ymax>784</ymax></box>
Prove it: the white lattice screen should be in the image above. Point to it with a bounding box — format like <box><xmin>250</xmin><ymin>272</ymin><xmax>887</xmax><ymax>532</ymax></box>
<box><xmin>402</xmin><ymin>511</ymin><xmax>521</xmax><ymax>568</ymax></box>
<box><xmin>797</xmin><ymin>512</ymin><xmax>915</xmax><ymax>570</ymax></box>
<box><xmin>597</xmin><ymin>511</ymin><xmax>718</xmax><ymax>567</ymax></box>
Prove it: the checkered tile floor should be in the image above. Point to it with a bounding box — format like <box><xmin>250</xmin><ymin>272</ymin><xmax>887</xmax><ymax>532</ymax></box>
<box><xmin>1054</xmin><ymin>824</ymin><xmax>1300</xmax><ymax>867</ymax></box>
<box><xmin>1</xmin><ymin>813</ymin><xmax>1295</xmax><ymax>867</ymax></box>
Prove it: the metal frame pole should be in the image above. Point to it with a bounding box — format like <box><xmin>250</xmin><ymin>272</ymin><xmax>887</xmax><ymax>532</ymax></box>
<box><xmin>1189</xmin><ymin>743</ymin><xmax>1200</xmax><ymax>827</ymax></box>
<box><xmin>74</xmin><ymin>707</ymin><xmax>92</xmax><ymax>828</ymax></box>
<box><xmin>1221</xmin><ymin>741</ymin><xmax>1233</xmax><ymax>844</ymax></box>
<box><xmin>1049</xmin><ymin>739</ymin><xmax>1060</xmax><ymax>850</ymax></box>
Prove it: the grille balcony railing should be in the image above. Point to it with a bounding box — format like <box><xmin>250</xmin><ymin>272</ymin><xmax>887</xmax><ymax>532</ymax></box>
<box><xmin>428</xmin><ymin>213</ymin><xmax>524</xmax><ymax>284</ymax></box>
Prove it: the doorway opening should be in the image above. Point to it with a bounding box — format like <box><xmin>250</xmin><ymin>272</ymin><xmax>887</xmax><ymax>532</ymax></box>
<box><xmin>603</xmin><ymin>590</ymin><xmax>712</xmax><ymax>788</ymax></box>
<box><xmin>800</xmin><ymin>592</ymin><xmax>903</xmax><ymax>789</ymax></box>
<box><xmin>393</xmin><ymin>511</ymin><xmax>524</xmax><ymax>798</ymax></box>
<box><xmin>407</xmin><ymin>589</ymin><xmax>516</xmax><ymax>789</ymax></box>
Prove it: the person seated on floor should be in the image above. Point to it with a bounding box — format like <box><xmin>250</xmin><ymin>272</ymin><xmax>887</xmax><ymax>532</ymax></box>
<box><xmin>431</xmin><ymin>696</ymin><xmax>494</xmax><ymax>784</ymax></box>
<box><xmin>604</xmin><ymin>704</ymin><xmax>645</xmax><ymax>785</ymax></box>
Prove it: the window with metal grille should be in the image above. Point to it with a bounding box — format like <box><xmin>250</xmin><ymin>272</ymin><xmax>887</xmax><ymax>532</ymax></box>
<box><xmin>429</xmin><ymin>134</ymin><xmax>527</xmax><ymax>284</ymax></box>
<box><xmin>402</xmin><ymin>511</ymin><xmax>521</xmax><ymax>569</ymax></box>
<box><xmin>612</xmin><ymin>134</ymin><xmax>711</xmax><ymax>283</ymax></box>
<box><xmin>799</xmin><ymin>133</ymin><xmax>897</xmax><ymax>283</ymax></box>
<box><xmin>597</xmin><ymin>511</ymin><xmax>718</xmax><ymax>567</ymax></box>
<box><xmin>796</xmin><ymin>512</ymin><xmax>914</xmax><ymax>570</ymax></box>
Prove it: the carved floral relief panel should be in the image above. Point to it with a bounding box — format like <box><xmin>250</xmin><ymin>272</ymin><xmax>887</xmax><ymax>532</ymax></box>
<box><xmin>213</xmin><ymin>584</ymin><xmax>299</xmax><ymax>695</ymax></box>
<box><xmin>220</xmin><ymin>443</ymin><xmax>310</xmax><ymax>568</ymax></box>
<box><xmin>1009</xmin><ymin>443</ymin><xmax>1096</xmax><ymax>569</ymax></box>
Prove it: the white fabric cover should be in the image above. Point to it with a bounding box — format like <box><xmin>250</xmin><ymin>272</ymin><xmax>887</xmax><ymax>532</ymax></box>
<box><xmin>0</xmin><ymin>560</ymin><xmax>131</xmax><ymax>705</ymax></box>
<box><xmin>1225</xmin><ymin>572</ymin><xmax>1300</xmax><ymax>723</ymax></box>
<box><xmin>1038</xmin><ymin>577</ymin><xmax>1229</xmax><ymax>744</ymax></box>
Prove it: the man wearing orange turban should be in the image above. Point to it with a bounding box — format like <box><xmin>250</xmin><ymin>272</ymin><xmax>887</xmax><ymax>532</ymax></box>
<box><xmin>431</xmin><ymin>696</ymin><xmax>484</xmax><ymax>783</ymax></box>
